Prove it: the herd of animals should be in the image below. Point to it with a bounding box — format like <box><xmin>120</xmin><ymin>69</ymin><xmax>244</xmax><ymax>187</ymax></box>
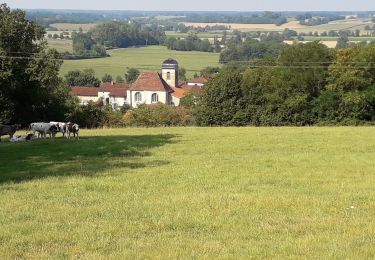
<box><xmin>0</xmin><ymin>122</ymin><xmax>80</xmax><ymax>143</ymax></box>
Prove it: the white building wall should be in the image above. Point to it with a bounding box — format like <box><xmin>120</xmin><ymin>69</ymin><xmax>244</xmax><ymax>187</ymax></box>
<box><xmin>110</xmin><ymin>97</ymin><xmax>126</xmax><ymax>108</ymax></box>
<box><xmin>77</xmin><ymin>96</ymin><xmax>99</xmax><ymax>105</ymax></box>
<box><xmin>172</xmin><ymin>96</ymin><xmax>181</xmax><ymax>106</ymax></box>
<box><xmin>187</xmin><ymin>82</ymin><xmax>204</xmax><ymax>87</ymax></box>
<box><xmin>98</xmin><ymin>91</ymin><xmax>110</xmax><ymax>105</ymax></box>
<box><xmin>127</xmin><ymin>90</ymin><xmax>170</xmax><ymax>108</ymax></box>
<box><xmin>162</xmin><ymin>69</ymin><xmax>177</xmax><ymax>87</ymax></box>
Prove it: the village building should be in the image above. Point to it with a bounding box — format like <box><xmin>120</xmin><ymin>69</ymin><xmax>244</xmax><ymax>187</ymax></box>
<box><xmin>70</xmin><ymin>82</ymin><xmax>129</xmax><ymax>109</ymax></box>
<box><xmin>70</xmin><ymin>59</ymin><xmax>206</xmax><ymax>108</ymax></box>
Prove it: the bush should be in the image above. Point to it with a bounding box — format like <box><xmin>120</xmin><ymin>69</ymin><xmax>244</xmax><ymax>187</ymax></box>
<box><xmin>67</xmin><ymin>101</ymin><xmax>125</xmax><ymax>128</ymax></box>
<box><xmin>123</xmin><ymin>104</ymin><xmax>193</xmax><ymax>127</ymax></box>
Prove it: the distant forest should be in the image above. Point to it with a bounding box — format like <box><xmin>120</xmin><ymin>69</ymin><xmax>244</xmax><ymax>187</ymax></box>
<box><xmin>25</xmin><ymin>10</ymin><xmax>375</xmax><ymax>28</ymax></box>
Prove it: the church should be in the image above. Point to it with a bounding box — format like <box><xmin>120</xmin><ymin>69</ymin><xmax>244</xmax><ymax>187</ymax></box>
<box><xmin>70</xmin><ymin>59</ymin><xmax>206</xmax><ymax>108</ymax></box>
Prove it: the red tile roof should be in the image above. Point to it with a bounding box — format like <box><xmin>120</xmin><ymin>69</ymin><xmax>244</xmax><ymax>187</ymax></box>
<box><xmin>171</xmin><ymin>87</ymin><xmax>186</xmax><ymax>99</ymax></box>
<box><xmin>109</xmin><ymin>88</ymin><xmax>127</xmax><ymax>97</ymax></box>
<box><xmin>171</xmin><ymin>85</ymin><xmax>203</xmax><ymax>99</ymax></box>
<box><xmin>100</xmin><ymin>82</ymin><xmax>130</xmax><ymax>92</ymax></box>
<box><xmin>131</xmin><ymin>71</ymin><xmax>173</xmax><ymax>93</ymax></box>
<box><xmin>70</xmin><ymin>87</ymin><xmax>99</xmax><ymax>97</ymax></box>
<box><xmin>187</xmin><ymin>77</ymin><xmax>208</xmax><ymax>84</ymax></box>
<box><xmin>180</xmin><ymin>84</ymin><xmax>204</xmax><ymax>93</ymax></box>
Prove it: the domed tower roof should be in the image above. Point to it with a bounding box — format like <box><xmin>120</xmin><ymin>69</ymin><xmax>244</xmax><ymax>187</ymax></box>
<box><xmin>162</xmin><ymin>58</ymin><xmax>178</xmax><ymax>65</ymax></box>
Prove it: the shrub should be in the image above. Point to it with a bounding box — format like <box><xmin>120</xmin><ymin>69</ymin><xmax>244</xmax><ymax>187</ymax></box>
<box><xmin>124</xmin><ymin>104</ymin><xmax>193</xmax><ymax>127</ymax></box>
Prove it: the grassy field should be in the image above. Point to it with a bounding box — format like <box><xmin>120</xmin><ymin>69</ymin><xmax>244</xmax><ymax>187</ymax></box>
<box><xmin>0</xmin><ymin>127</ymin><xmax>374</xmax><ymax>258</ymax></box>
<box><xmin>183</xmin><ymin>19</ymin><xmax>374</xmax><ymax>34</ymax></box>
<box><xmin>57</xmin><ymin>45</ymin><xmax>220</xmax><ymax>79</ymax></box>
<box><xmin>165</xmin><ymin>31</ymin><xmax>225</xmax><ymax>39</ymax></box>
<box><xmin>302</xmin><ymin>36</ymin><xmax>375</xmax><ymax>42</ymax></box>
<box><xmin>47</xmin><ymin>39</ymin><xmax>73</xmax><ymax>53</ymax></box>
<box><xmin>49</xmin><ymin>23</ymin><xmax>97</xmax><ymax>31</ymax></box>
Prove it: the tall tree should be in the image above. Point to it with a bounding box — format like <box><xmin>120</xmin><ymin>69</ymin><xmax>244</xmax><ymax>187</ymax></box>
<box><xmin>65</xmin><ymin>69</ymin><xmax>101</xmax><ymax>87</ymax></box>
<box><xmin>0</xmin><ymin>4</ymin><xmax>70</xmax><ymax>124</ymax></box>
<box><xmin>102</xmin><ymin>74</ymin><xmax>113</xmax><ymax>83</ymax></box>
<box><xmin>194</xmin><ymin>69</ymin><xmax>245</xmax><ymax>126</ymax></box>
<box><xmin>125</xmin><ymin>68</ymin><xmax>140</xmax><ymax>83</ymax></box>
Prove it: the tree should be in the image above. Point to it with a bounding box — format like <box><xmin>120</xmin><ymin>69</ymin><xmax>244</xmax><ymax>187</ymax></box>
<box><xmin>336</xmin><ymin>35</ymin><xmax>349</xmax><ymax>49</ymax></box>
<box><xmin>179</xmin><ymin>92</ymin><xmax>201</xmax><ymax>109</ymax></box>
<box><xmin>102</xmin><ymin>74</ymin><xmax>113</xmax><ymax>83</ymax></box>
<box><xmin>116</xmin><ymin>75</ymin><xmax>125</xmax><ymax>83</ymax></box>
<box><xmin>71</xmin><ymin>31</ymin><xmax>107</xmax><ymax>57</ymax></box>
<box><xmin>178</xmin><ymin>67</ymin><xmax>187</xmax><ymax>81</ymax></box>
<box><xmin>125</xmin><ymin>68</ymin><xmax>140</xmax><ymax>83</ymax></box>
<box><xmin>0</xmin><ymin>4</ymin><xmax>71</xmax><ymax>124</ymax></box>
<box><xmin>90</xmin><ymin>21</ymin><xmax>166</xmax><ymax>48</ymax></box>
<box><xmin>194</xmin><ymin>69</ymin><xmax>245</xmax><ymax>126</ymax></box>
<box><xmin>200</xmin><ymin>67</ymin><xmax>221</xmax><ymax>77</ymax></box>
<box><xmin>65</xmin><ymin>69</ymin><xmax>101</xmax><ymax>87</ymax></box>
<box><xmin>327</xmin><ymin>45</ymin><xmax>375</xmax><ymax>92</ymax></box>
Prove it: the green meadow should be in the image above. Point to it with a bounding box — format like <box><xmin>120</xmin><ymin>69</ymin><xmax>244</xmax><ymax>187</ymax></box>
<box><xmin>47</xmin><ymin>42</ymin><xmax>221</xmax><ymax>79</ymax></box>
<box><xmin>0</xmin><ymin>127</ymin><xmax>374</xmax><ymax>258</ymax></box>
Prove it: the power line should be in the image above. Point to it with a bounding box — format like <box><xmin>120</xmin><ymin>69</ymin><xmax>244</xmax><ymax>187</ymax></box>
<box><xmin>1</xmin><ymin>55</ymin><xmax>375</xmax><ymax>69</ymax></box>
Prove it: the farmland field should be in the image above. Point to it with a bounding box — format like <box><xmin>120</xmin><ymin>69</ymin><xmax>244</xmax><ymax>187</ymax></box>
<box><xmin>0</xmin><ymin>127</ymin><xmax>374</xmax><ymax>258</ymax></box>
<box><xmin>47</xmin><ymin>39</ymin><xmax>73</xmax><ymax>53</ymax></box>
<box><xmin>183</xmin><ymin>18</ymin><xmax>373</xmax><ymax>34</ymax></box>
<box><xmin>58</xmin><ymin>45</ymin><xmax>221</xmax><ymax>79</ymax></box>
<box><xmin>49</xmin><ymin>23</ymin><xmax>97</xmax><ymax>31</ymax></box>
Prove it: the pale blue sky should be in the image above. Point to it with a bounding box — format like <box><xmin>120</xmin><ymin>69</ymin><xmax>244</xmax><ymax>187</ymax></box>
<box><xmin>4</xmin><ymin>0</ymin><xmax>375</xmax><ymax>11</ymax></box>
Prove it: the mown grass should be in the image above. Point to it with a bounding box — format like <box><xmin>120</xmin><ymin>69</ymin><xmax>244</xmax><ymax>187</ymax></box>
<box><xmin>47</xmin><ymin>39</ymin><xmax>74</xmax><ymax>53</ymax></box>
<box><xmin>49</xmin><ymin>23</ymin><xmax>97</xmax><ymax>31</ymax></box>
<box><xmin>0</xmin><ymin>127</ymin><xmax>374</xmax><ymax>258</ymax></box>
<box><xmin>57</xmin><ymin>45</ymin><xmax>220</xmax><ymax>79</ymax></box>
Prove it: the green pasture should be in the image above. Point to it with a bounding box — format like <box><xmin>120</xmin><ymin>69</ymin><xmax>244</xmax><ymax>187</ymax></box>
<box><xmin>165</xmin><ymin>31</ymin><xmax>225</xmax><ymax>39</ymax></box>
<box><xmin>302</xmin><ymin>36</ymin><xmax>375</xmax><ymax>42</ymax></box>
<box><xmin>294</xmin><ymin>20</ymin><xmax>373</xmax><ymax>34</ymax></box>
<box><xmin>49</xmin><ymin>23</ymin><xmax>97</xmax><ymax>31</ymax></box>
<box><xmin>0</xmin><ymin>127</ymin><xmax>374</xmax><ymax>258</ymax></box>
<box><xmin>58</xmin><ymin>45</ymin><xmax>220</xmax><ymax>79</ymax></box>
<box><xmin>47</xmin><ymin>39</ymin><xmax>73</xmax><ymax>53</ymax></box>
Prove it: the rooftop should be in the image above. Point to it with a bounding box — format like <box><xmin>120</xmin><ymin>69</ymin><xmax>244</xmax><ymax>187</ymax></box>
<box><xmin>131</xmin><ymin>71</ymin><xmax>174</xmax><ymax>93</ymax></box>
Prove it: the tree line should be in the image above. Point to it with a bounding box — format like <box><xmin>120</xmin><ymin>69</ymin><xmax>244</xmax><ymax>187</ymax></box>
<box><xmin>192</xmin><ymin>42</ymin><xmax>375</xmax><ymax>126</ymax></box>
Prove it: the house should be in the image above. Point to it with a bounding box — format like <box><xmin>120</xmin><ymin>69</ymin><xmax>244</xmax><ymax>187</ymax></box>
<box><xmin>70</xmin><ymin>59</ymin><xmax>207</xmax><ymax>108</ymax></box>
<box><xmin>70</xmin><ymin>82</ymin><xmax>129</xmax><ymax>109</ymax></box>
<box><xmin>126</xmin><ymin>71</ymin><xmax>174</xmax><ymax>108</ymax></box>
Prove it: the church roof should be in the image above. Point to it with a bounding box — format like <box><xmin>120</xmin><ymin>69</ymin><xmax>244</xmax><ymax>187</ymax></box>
<box><xmin>130</xmin><ymin>71</ymin><xmax>174</xmax><ymax>93</ymax></box>
<box><xmin>162</xmin><ymin>58</ymin><xmax>178</xmax><ymax>65</ymax></box>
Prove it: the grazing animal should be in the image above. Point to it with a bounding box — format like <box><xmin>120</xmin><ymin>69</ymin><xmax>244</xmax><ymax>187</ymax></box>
<box><xmin>50</xmin><ymin>121</ymin><xmax>66</xmax><ymax>137</ymax></box>
<box><xmin>0</xmin><ymin>125</ymin><xmax>18</xmax><ymax>142</ymax></box>
<box><xmin>29</xmin><ymin>123</ymin><xmax>58</xmax><ymax>139</ymax></box>
<box><xmin>10</xmin><ymin>133</ymin><xmax>34</xmax><ymax>142</ymax></box>
<box><xmin>65</xmin><ymin>123</ymin><xmax>79</xmax><ymax>139</ymax></box>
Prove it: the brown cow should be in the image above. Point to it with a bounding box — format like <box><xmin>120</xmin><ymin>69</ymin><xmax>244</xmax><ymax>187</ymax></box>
<box><xmin>0</xmin><ymin>125</ymin><xmax>18</xmax><ymax>142</ymax></box>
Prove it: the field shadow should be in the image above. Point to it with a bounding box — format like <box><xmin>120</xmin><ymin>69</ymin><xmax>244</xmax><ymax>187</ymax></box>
<box><xmin>0</xmin><ymin>134</ymin><xmax>176</xmax><ymax>185</ymax></box>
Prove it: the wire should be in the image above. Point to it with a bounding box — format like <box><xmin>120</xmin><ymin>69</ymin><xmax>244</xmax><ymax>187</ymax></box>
<box><xmin>1</xmin><ymin>55</ymin><xmax>375</xmax><ymax>69</ymax></box>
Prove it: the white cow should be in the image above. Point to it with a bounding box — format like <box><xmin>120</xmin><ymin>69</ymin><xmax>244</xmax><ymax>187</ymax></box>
<box><xmin>10</xmin><ymin>134</ymin><xmax>34</xmax><ymax>142</ymax></box>
<box><xmin>65</xmin><ymin>123</ymin><xmax>80</xmax><ymax>139</ymax></box>
<box><xmin>29</xmin><ymin>123</ymin><xmax>58</xmax><ymax>139</ymax></box>
<box><xmin>50</xmin><ymin>121</ymin><xmax>66</xmax><ymax>137</ymax></box>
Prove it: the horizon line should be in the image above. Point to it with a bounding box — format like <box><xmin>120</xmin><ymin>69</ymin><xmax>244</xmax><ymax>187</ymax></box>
<box><xmin>15</xmin><ymin>8</ymin><xmax>375</xmax><ymax>13</ymax></box>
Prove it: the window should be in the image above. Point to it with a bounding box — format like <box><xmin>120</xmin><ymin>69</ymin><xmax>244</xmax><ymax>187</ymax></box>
<box><xmin>151</xmin><ymin>93</ymin><xmax>159</xmax><ymax>103</ymax></box>
<box><xmin>135</xmin><ymin>92</ymin><xmax>142</xmax><ymax>102</ymax></box>
<box><xmin>167</xmin><ymin>72</ymin><xmax>171</xmax><ymax>80</ymax></box>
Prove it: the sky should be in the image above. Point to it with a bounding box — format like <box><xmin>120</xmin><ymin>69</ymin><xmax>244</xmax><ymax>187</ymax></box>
<box><xmin>4</xmin><ymin>0</ymin><xmax>375</xmax><ymax>11</ymax></box>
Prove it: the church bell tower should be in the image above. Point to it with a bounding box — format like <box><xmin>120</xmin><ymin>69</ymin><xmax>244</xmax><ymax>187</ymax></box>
<box><xmin>161</xmin><ymin>58</ymin><xmax>179</xmax><ymax>87</ymax></box>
